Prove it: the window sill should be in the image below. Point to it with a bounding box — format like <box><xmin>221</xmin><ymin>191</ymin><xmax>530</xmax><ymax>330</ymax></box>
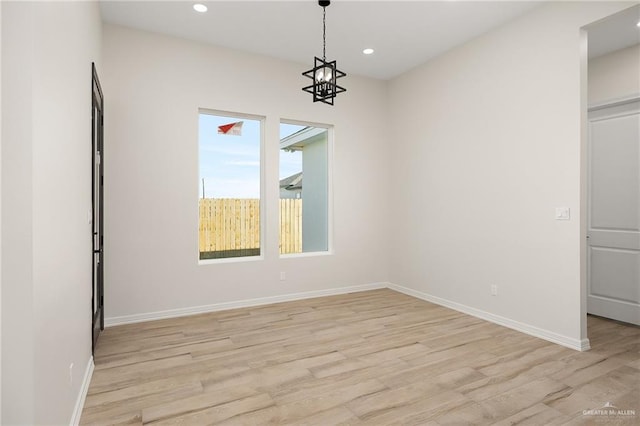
<box><xmin>198</xmin><ymin>255</ymin><xmax>263</xmax><ymax>266</ymax></box>
<box><xmin>280</xmin><ymin>250</ymin><xmax>333</xmax><ymax>259</ymax></box>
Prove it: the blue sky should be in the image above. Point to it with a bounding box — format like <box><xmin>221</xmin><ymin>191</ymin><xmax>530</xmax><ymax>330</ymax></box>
<box><xmin>199</xmin><ymin>113</ymin><xmax>303</xmax><ymax>198</ymax></box>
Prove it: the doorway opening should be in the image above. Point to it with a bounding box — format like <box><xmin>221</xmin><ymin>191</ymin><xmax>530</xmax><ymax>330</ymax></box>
<box><xmin>92</xmin><ymin>63</ymin><xmax>104</xmax><ymax>353</ymax></box>
<box><xmin>583</xmin><ymin>5</ymin><xmax>640</xmax><ymax>343</ymax></box>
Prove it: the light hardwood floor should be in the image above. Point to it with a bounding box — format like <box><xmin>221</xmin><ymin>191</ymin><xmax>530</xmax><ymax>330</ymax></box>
<box><xmin>80</xmin><ymin>289</ymin><xmax>640</xmax><ymax>425</ymax></box>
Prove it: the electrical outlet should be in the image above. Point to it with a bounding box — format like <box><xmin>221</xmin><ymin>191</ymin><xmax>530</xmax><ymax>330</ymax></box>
<box><xmin>491</xmin><ymin>285</ymin><xmax>498</xmax><ymax>296</ymax></box>
<box><xmin>280</xmin><ymin>272</ymin><xmax>286</xmax><ymax>281</ymax></box>
<box><xmin>555</xmin><ymin>207</ymin><xmax>570</xmax><ymax>221</ymax></box>
<box><xmin>69</xmin><ymin>363</ymin><xmax>74</xmax><ymax>385</ymax></box>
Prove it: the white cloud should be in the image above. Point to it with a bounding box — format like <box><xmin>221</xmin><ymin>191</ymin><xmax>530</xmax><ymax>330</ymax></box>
<box><xmin>201</xmin><ymin>177</ymin><xmax>260</xmax><ymax>198</ymax></box>
<box><xmin>200</xmin><ymin>145</ymin><xmax>255</xmax><ymax>156</ymax></box>
<box><xmin>227</xmin><ymin>161</ymin><xmax>260</xmax><ymax>167</ymax></box>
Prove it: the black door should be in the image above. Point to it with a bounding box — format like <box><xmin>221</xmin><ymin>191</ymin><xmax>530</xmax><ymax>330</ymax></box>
<box><xmin>92</xmin><ymin>63</ymin><xmax>104</xmax><ymax>353</ymax></box>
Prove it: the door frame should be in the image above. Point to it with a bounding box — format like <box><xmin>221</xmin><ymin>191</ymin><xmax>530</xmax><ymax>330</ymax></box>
<box><xmin>91</xmin><ymin>62</ymin><xmax>104</xmax><ymax>353</ymax></box>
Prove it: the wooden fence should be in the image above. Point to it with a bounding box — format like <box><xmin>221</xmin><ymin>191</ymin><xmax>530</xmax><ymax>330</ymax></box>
<box><xmin>279</xmin><ymin>199</ymin><xmax>302</xmax><ymax>254</ymax></box>
<box><xmin>198</xmin><ymin>198</ymin><xmax>302</xmax><ymax>256</ymax></box>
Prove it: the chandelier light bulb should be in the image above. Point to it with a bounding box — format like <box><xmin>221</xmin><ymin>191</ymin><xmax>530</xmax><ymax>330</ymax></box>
<box><xmin>315</xmin><ymin>68</ymin><xmax>334</xmax><ymax>83</ymax></box>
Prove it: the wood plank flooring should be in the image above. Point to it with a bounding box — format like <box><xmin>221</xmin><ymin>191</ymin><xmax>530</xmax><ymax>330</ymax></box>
<box><xmin>80</xmin><ymin>289</ymin><xmax>640</xmax><ymax>425</ymax></box>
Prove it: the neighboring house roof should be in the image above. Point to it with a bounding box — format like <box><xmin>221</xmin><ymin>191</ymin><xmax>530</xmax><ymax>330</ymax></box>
<box><xmin>280</xmin><ymin>126</ymin><xmax>326</xmax><ymax>151</ymax></box>
<box><xmin>280</xmin><ymin>172</ymin><xmax>302</xmax><ymax>191</ymax></box>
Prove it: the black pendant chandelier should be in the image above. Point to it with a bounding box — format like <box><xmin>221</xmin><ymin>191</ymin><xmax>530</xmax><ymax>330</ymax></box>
<box><xmin>302</xmin><ymin>0</ymin><xmax>346</xmax><ymax>105</ymax></box>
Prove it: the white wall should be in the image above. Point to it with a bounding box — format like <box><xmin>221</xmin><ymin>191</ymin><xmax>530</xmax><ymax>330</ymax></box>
<box><xmin>1</xmin><ymin>2</ymin><xmax>101</xmax><ymax>424</ymax></box>
<box><xmin>2</xmin><ymin>4</ymin><xmax>35</xmax><ymax>422</ymax></box>
<box><xmin>388</xmin><ymin>2</ymin><xmax>633</xmax><ymax>349</ymax></box>
<box><xmin>588</xmin><ymin>44</ymin><xmax>640</xmax><ymax>105</ymax></box>
<box><xmin>102</xmin><ymin>25</ymin><xmax>389</xmax><ymax>321</ymax></box>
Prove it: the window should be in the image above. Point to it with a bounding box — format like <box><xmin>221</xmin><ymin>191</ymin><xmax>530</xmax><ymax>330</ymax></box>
<box><xmin>198</xmin><ymin>111</ymin><xmax>263</xmax><ymax>260</ymax></box>
<box><xmin>279</xmin><ymin>121</ymin><xmax>330</xmax><ymax>255</ymax></box>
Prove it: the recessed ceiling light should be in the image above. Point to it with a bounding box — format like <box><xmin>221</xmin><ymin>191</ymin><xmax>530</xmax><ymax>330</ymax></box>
<box><xmin>636</xmin><ymin>21</ymin><xmax>640</xmax><ymax>28</ymax></box>
<box><xmin>193</xmin><ymin>3</ymin><xmax>208</xmax><ymax>13</ymax></box>
<box><xmin>363</xmin><ymin>48</ymin><xmax>374</xmax><ymax>55</ymax></box>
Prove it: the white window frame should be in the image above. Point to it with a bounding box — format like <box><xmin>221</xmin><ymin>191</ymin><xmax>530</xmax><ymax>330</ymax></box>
<box><xmin>279</xmin><ymin>118</ymin><xmax>334</xmax><ymax>258</ymax></box>
<box><xmin>198</xmin><ymin>108</ymin><xmax>266</xmax><ymax>265</ymax></box>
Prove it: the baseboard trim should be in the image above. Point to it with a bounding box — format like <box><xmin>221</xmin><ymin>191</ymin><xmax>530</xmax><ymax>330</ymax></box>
<box><xmin>388</xmin><ymin>283</ymin><xmax>589</xmax><ymax>352</ymax></box>
<box><xmin>579</xmin><ymin>338</ymin><xmax>591</xmax><ymax>352</ymax></box>
<box><xmin>70</xmin><ymin>356</ymin><xmax>94</xmax><ymax>426</ymax></box>
<box><xmin>105</xmin><ymin>281</ymin><xmax>589</xmax><ymax>352</ymax></box>
<box><xmin>105</xmin><ymin>282</ymin><xmax>388</xmax><ymax>327</ymax></box>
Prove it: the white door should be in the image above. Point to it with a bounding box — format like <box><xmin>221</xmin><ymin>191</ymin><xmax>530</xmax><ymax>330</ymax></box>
<box><xmin>588</xmin><ymin>99</ymin><xmax>640</xmax><ymax>325</ymax></box>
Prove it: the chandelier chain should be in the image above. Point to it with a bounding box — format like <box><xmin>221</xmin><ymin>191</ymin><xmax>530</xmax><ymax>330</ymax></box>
<box><xmin>322</xmin><ymin>6</ymin><xmax>326</xmax><ymax>61</ymax></box>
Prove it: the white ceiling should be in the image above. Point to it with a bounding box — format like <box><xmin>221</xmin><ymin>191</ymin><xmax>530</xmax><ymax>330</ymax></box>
<box><xmin>99</xmin><ymin>0</ymin><xmax>543</xmax><ymax>80</ymax></box>
<box><xmin>99</xmin><ymin>1</ymin><xmax>640</xmax><ymax>80</ymax></box>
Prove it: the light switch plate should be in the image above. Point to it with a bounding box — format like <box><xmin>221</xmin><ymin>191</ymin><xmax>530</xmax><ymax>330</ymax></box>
<box><xmin>555</xmin><ymin>207</ymin><xmax>570</xmax><ymax>220</ymax></box>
